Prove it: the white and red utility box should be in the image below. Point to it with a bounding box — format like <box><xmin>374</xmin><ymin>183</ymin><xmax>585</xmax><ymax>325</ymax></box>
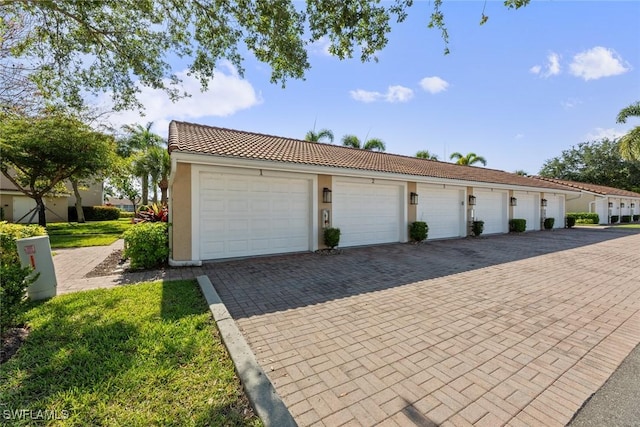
<box><xmin>16</xmin><ymin>235</ymin><xmax>58</xmax><ymax>300</ymax></box>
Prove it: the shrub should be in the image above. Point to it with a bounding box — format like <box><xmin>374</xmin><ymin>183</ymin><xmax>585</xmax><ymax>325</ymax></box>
<box><xmin>409</xmin><ymin>221</ymin><xmax>428</xmax><ymax>242</ymax></box>
<box><xmin>0</xmin><ymin>222</ymin><xmax>45</xmax><ymax>328</ymax></box>
<box><xmin>621</xmin><ymin>215</ymin><xmax>631</xmax><ymax>223</ymax></box>
<box><xmin>119</xmin><ymin>211</ymin><xmax>135</xmax><ymax>219</ymax></box>
<box><xmin>471</xmin><ymin>220</ymin><xmax>484</xmax><ymax>237</ymax></box>
<box><xmin>566</xmin><ymin>212</ymin><xmax>599</xmax><ymax>225</ymax></box>
<box><xmin>543</xmin><ymin>217</ymin><xmax>555</xmax><ymax>229</ymax></box>
<box><xmin>135</xmin><ymin>203</ymin><xmax>168</xmax><ymax>223</ymax></box>
<box><xmin>509</xmin><ymin>219</ymin><xmax>526</xmax><ymax>233</ymax></box>
<box><xmin>634</xmin><ymin>215</ymin><xmax>639</xmax><ymax>222</ymax></box>
<box><xmin>68</xmin><ymin>206</ymin><xmax>121</xmax><ymax>221</ymax></box>
<box><xmin>610</xmin><ymin>215</ymin><xmax>619</xmax><ymax>224</ymax></box>
<box><xmin>566</xmin><ymin>216</ymin><xmax>576</xmax><ymax>228</ymax></box>
<box><xmin>324</xmin><ymin>227</ymin><xmax>341</xmax><ymax>249</ymax></box>
<box><xmin>123</xmin><ymin>222</ymin><xmax>169</xmax><ymax>269</ymax></box>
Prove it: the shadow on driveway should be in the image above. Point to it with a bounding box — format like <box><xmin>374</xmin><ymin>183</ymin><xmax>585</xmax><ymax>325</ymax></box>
<box><xmin>203</xmin><ymin>227</ymin><xmax>640</xmax><ymax>320</ymax></box>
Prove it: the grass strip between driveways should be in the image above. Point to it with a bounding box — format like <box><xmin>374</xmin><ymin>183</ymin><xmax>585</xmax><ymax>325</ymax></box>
<box><xmin>46</xmin><ymin>219</ymin><xmax>133</xmax><ymax>248</ymax></box>
<box><xmin>0</xmin><ymin>280</ymin><xmax>262</xmax><ymax>427</ymax></box>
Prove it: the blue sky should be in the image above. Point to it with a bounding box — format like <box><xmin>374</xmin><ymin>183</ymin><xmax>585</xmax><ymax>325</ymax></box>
<box><xmin>106</xmin><ymin>1</ymin><xmax>640</xmax><ymax>175</ymax></box>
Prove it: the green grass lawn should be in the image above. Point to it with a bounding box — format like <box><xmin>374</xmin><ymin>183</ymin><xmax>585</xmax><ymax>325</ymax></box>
<box><xmin>46</xmin><ymin>219</ymin><xmax>133</xmax><ymax>248</ymax></box>
<box><xmin>0</xmin><ymin>280</ymin><xmax>262</xmax><ymax>427</ymax></box>
<box><xmin>612</xmin><ymin>223</ymin><xmax>640</xmax><ymax>229</ymax></box>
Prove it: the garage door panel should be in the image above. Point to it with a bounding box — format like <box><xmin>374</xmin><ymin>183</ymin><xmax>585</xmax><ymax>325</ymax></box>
<box><xmin>333</xmin><ymin>181</ymin><xmax>401</xmax><ymax>247</ymax></box>
<box><xmin>417</xmin><ymin>186</ymin><xmax>463</xmax><ymax>239</ymax></box>
<box><xmin>198</xmin><ymin>171</ymin><xmax>310</xmax><ymax>259</ymax></box>
<box><xmin>513</xmin><ymin>193</ymin><xmax>537</xmax><ymax>231</ymax></box>
<box><xmin>474</xmin><ymin>190</ymin><xmax>507</xmax><ymax>234</ymax></box>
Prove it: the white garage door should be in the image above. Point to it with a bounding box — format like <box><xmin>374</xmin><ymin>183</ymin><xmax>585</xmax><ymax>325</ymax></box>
<box><xmin>513</xmin><ymin>192</ymin><xmax>538</xmax><ymax>231</ymax></box>
<box><xmin>417</xmin><ymin>185</ymin><xmax>464</xmax><ymax>239</ymax></box>
<box><xmin>13</xmin><ymin>196</ymin><xmax>37</xmax><ymax>224</ymax></box>
<box><xmin>197</xmin><ymin>170</ymin><xmax>310</xmax><ymax>260</ymax></box>
<box><xmin>333</xmin><ymin>180</ymin><xmax>402</xmax><ymax>247</ymax></box>
<box><xmin>474</xmin><ymin>190</ymin><xmax>508</xmax><ymax>234</ymax></box>
<box><xmin>545</xmin><ymin>195</ymin><xmax>564</xmax><ymax>228</ymax></box>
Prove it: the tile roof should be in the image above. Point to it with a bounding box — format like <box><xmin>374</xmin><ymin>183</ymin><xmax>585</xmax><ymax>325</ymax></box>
<box><xmin>168</xmin><ymin>121</ymin><xmax>576</xmax><ymax>192</ymax></box>
<box><xmin>531</xmin><ymin>176</ymin><xmax>640</xmax><ymax>198</ymax></box>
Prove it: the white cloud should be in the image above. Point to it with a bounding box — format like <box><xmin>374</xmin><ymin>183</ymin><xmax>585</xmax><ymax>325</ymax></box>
<box><xmin>515</xmin><ymin>133</ymin><xmax>525</xmax><ymax>140</ymax></box>
<box><xmin>310</xmin><ymin>37</ymin><xmax>332</xmax><ymax>57</ymax></box>
<box><xmin>419</xmin><ymin>76</ymin><xmax>449</xmax><ymax>94</ymax></box>
<box><xmin>569</xmin><ymin>46</ymin><xmax>630</xmax><ymax>80</ymax></box>
<box><xmin>561</xmin><ymin>98</ymin><xmax>582</xmax><ymax>109</ymax></box>
<box><xmin>585</xmin><ymin>127</ymin><xmax>626</xmax><ymax>141</ymax></box>
<box><xmin>98</xmin><ymin>63</ymin><xmax>262</xmax><ymax>137</ymax></box>
<box><xmin>349</xmin><ymin>85</ymin><xmax>414</xmax><ymax>103</ymax></box>
<box><xmin>530</xmin><ymin>52</ymin><xmax>561</xmax><ymax>78</ymax></box>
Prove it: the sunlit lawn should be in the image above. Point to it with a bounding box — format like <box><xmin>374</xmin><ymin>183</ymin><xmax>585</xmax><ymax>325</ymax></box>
<box><xmin>0</xmin><ymin>280</ymin><xmax>261</xmax><ymax>427</ymax></box>
<box><xmin>46</xmin><ymin>219</ymin><xmax>133</xmax><ymax>248</ymax></box>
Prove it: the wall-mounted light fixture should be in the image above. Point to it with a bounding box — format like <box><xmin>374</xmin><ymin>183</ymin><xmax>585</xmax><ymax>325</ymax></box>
<box><xmin>410</xmin><ymin>192</ymin><xmax>419</xmax><ymax>205</ymax></box>
<box><xmin>510</xmin><ymin>197</ymin><xmax>518</xmax><ymax>207</ymax></box>
<box><xmin>322</xmin><ymin>187</ymin><xmax>332</xmax><ymax>204</ymax></box>
<box><xmin>468</xmin><ymin>195</ymin><xmax>476</xmax><ymax>206</ymax></box>
<box><xmin>620</xmin><ymin>202</ymin><xmax>625</xmax><ymax>208</ymax></box>
<box><xmin>541</xmin><ymin>199</ymin><xmax>548</xmax><ymax>207</ymax></box>
<box><xmin>608</xmin><ymin>202</ymin><xmax>614</xmax><ymax>208</ymax></box>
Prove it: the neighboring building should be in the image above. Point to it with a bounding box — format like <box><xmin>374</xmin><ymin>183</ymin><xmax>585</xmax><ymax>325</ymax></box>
<box><xmin>0</xmin><ymin>173</ymin><xmax>69</xmax><ymax>223</ymax></box>
<box><xmin>105</xmin><ymin>197</ymin><xmax>136</xmax><ymax>212</ymax></box>
<box><xmin>532</xmin><ymin>177</ymin><xmax>640</xmax><ymax>224</ymax></box>
<box><xmin>168</xmin><ymin>121</ymin><xmax>580</xmax><ymax>264</ymax></box>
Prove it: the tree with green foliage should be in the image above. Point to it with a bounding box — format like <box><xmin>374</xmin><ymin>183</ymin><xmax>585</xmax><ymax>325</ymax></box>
<box><xmin>305</xmin><ymin>129</ymin><xmax>334</xmax><ymax>143</ymax></box>
<box><xmin>450</xmin><ymin>152</ymin><xmax>487</xmax><ymax>166</ymax></box>
<box><xmin>0</xmin><ymin>112</ymin><xmax>115</xmax><ymax>226</ymax></box>
<box><xmin>120</xmin><ymin>123</ymin><xmax>165</xmax><ymax>205</ymax></box>
<box><xmin>416</xmin><ymin>150</ymin><xmax>439</xmax><ymax>160</ymax></box>
<box><xmin>3</xmin><ymin>0</ymin><xmax>531</xmax><ymax>110</ymax></box>
<box><xmin>342</xmin><ymin>134</ymin><xmax>386</xmax><ymax>152</ymax></box>
<box><xmin>539</xmin><ymin>138</ymin><xmax>640</xmax><ymax>192</ymax></box>
<box><xmin>617</xmin><ymin>101</ymin><xmax>640</xmax><ymax>160</ymax></box>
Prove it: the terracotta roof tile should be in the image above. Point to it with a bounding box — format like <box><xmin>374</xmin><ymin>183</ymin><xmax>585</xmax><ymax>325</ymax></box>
<box><xmin>531</xmin><ymin>176</ymin><xmax>640</xmax><ymax>198</ymax></box>
<box><xmin>168</xmin><ymin>121</ymin><xmax>577</xmax><ymax>192</ymax></box>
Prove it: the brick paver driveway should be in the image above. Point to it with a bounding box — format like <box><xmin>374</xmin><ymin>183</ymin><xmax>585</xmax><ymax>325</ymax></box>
<box><xmin>203</xmin><ymin>228</ymin><xmax>640</xmax><ymax>426</ymax></box>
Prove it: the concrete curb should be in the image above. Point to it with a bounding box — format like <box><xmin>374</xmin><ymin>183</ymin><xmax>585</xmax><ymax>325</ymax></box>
<box><xmin>197</xmin><ymin>275</ymin><xmax>297</xmax><ymax>427</ymax></box>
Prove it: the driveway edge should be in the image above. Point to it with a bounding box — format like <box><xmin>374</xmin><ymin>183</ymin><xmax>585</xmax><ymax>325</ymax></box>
<box><xmin>197</xmin><ymin>275</ymin><xmax>297</xmax><ymax>427</ymax></box>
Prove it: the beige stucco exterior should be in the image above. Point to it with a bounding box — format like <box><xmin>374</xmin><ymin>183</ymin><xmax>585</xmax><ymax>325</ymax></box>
<box><xmin>170</xmin><ymin>162</ymin><xmax>192</xmax><ymax>261</ymax></box>
<box><xmin>1</xmin><ymin>173</ymin><xmax>68</xmax><ymax>223</ymax></box>
<box><xmin>407</xmin><ymin>182</ymin><xmax>417</xmax><ymax>240</ymax></box>
<box><xmin>317</xmin><ymin>174</ymin><xmax>332</xmax><ymax>249</ymax></box>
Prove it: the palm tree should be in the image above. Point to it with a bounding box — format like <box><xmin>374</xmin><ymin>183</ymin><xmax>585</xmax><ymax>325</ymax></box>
<box><xmin>450</xmin><ymin>152</ymin><xmax>487</xmax><ymax>166</ymax></box>
<box><xmin>416</xmin><ymin>150</ymin><xmax>439</xmax><ymax>160</ymax></box>
<box><xmin>305</xmin><ymin>128</ymin><xmax>334</xmax><ymax>143</ymax></box>
<box><xmin>121</xmin><ymin>122</ymin><xmax>164</xmax><ymax>205</ymax></box>
<box><xmin>145</xmin><ymin>146</ymin><xmax>171</xmax><ymax>205</ymax></box>
<box><xmin>341</xmin><ymin>134</ymin><xmax>386</xmax><ymax>152</ymax></box>
<box><xmin>617</xmin><ymin>101</ymin><xmax>640</xmax><ymax>160</ymax></box>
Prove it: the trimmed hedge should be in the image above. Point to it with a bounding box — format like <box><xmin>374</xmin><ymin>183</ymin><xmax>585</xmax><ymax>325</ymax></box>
<box><xmin>610</xmin><ymin>215</ymin><xmax>619</xmax><ymax>223</ymax></box>
<box><xmin>566</xmin><ymin>212</ymin><xmax>599</xmax><ymax>225</ymax></box>
<box><xmin>621</xmin><ymin>215</ymin><xmax>631</xmax><ymax>223</ymax></box>
<box><xmin>565</xmin><ymin>216</ymin><xmax>576</xmax><ymax>228</ymax></box>
<box><xmin>543</xmin><ymin>217</ymin><xmax>555</xmax><ymax>230</ymax></box>
<box><xmin>68</xmin><ymin>206</ymin><xmax>121</xmax><ymax>222</ymax></box>
<box><xmin>509</xmin><ymin>219</ymin><xmax>526</xmax><ymax>233</ymax></box>
<box><xmin>634</xmin><ymin>215</ymin><xmax>640</xmax><ymax>222</ymax></box>
<box><xmin>471</xmin><ymin>220</ymin><xmax>484</xmax><ymax>237</ymax></box>
<box><xmin>323</xmin><ymin>227</ymin><xmax>341</xmax><ymax>249</ymax></box>
<box><xmin>409</xmin><ymin>221</ymin><xmax>428</xmax><ymax>242</ymax></box>
<box><xmin>123</xmin><ymin>222</ymin><xmax>169</xmax><ymax>269</ymax></box>
<box><xmin>0</xmin><ymin>222</ymin><xmax>46</xmax><ymax>328</ymax></box>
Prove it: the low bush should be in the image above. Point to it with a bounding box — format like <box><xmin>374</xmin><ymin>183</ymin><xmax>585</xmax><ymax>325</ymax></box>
<box><xmin>471</xmin><ymin>220</ymin><xmax>484</xmax><ymax>237</ymax></box>
<box><xmin>566</xmin><ymin>216</ymin><xmax>576</xmax><ymax>228</ymax></box>
<box><xmin>68</xmin><ymin>206</ymin><xmax>121</xmax><ymax>222</ymax></box>
<box><xmin>135</xmin><ymin>203</ymin><xmax>168</xmax><ymax>223</ymax></box>
<box><xmin>634</xmin><ymin>215</ymin><xmax>639</xmax><ymax>222</ymax></box>
<box><xmin>409</xmin><ymin>221</ymin><xmax>428</xmax><ymax>242</ymax></box>
<box><xmin>324</xmin><ymin>227</ymin><xmax>341</xmax><ymax>249</ymax></box>
<box><xmin>0</xmin><ymin>222</ymin><xmax>45</xmax><ymax>328</ymax></box>
<box><xmin>509</xmin><ymin>219</ymin><xmax>526</xmax><ymax>233</ymax></box>
<box><xmin>123</xmin><ymin>222</ymin><xmax>169</xmax><ymax>269</ymax></box>
<box><xmin>621</xmin><ymin>215</ymin><xmax>631</xmax><ymax>223</ymax></box>
<box><xmin>566</xmin><ymin>212</ymin><xmax>599</xmax><ymax>225</ymax></box>
<box><xmin>119</xmin><ymin>211</ymin><xmax>135</xmax><ymax>219</ymax></box>
<box><xmin>544</xmin><ymin>217</ymin><xmax>555</xmax><ymax>229</ymax></box>
<box><xmin>610</xmin><ymin>215</ymin><xmax>619</xmax><ymax>224</ymax></box>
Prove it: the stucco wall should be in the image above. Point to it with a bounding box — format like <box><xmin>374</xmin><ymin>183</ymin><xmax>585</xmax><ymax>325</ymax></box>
<box><xmin>0</xmin><ymin>194</ymin><xmax>68</xmax><ymax>223</ymax></box>
<box><xmin>170</xmin><ymin>162</ymin><xmax>192</xmax><ymax>261</ymax></box>
<box><xmin>317</xmin><ymin>174</ymin><xmax>332</xmax><ymax>249</ymax></box>
<box><xmin>407</xmin><ymin>182</ymin><xmax>417</xmax><ymax>237</ymax></box>
<box><xmin>566</xmin><ymin>193</ymin><xmax>595</xmax><ymax>213</ymax></box>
